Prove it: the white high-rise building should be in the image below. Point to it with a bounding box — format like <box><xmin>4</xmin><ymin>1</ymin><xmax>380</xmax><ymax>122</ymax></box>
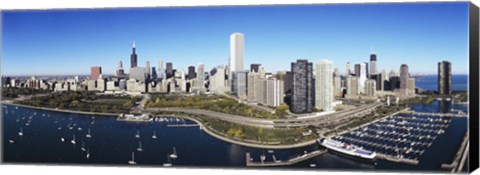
<box><xmin>157</xmin><ymin>59</ymin><xmax>164</xmax><ymax>80</ymax></box>
<box><xmin>194</xmin><ymin>63</ymin><xmax>205</xmax><ymax>92</ymax></box>
<box><xmin>358</xmin><ymin>63</ymin><xmax>367</xmax><ymax>94</ymax></box>
<box><xmin>229</xmin><ymin>33</ymin><xmax>244</xmax><ymax>76</ymax></box>
<box><xmin>315</xmin><ymin>59</ymin><xmax>334</xmax><ymax>112</ymax></box>
<box><xmin>210</xmin><ymin>65</ymin><xmax>227</xmax><ymax>94</ymax></box>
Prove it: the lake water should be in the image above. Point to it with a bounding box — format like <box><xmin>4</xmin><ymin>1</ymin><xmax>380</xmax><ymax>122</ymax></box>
<box><xmin>2</xmin><ymin>100</ymin><xmax>468</xmax><ymax>172</ymax></box>
<box><xmin>415</xmin><ymin>74</ymin><xmax>468</xmax><ymax>91</ymax></box>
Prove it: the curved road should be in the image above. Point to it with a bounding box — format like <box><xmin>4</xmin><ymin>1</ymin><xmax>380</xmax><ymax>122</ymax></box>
<box><xmin>144</xmin><ymin>102</ymin><xmax>384</xmax><ymax>128</ymax></box>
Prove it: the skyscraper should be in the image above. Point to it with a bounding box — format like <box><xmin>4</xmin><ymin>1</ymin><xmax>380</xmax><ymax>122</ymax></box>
<box><xmin>130</xmin><ymin>41</ymin><xmax>138</xmax><ymax>68</ymax></box>
<box><xmin>438</xmin><ymin>61</ymin><xmax>452</xmax><ymax>95</ymax></box>
<box><xmin>315</xmin><ymin>60</ymin><xmax>334</xmax><ymax>112</ymax></box>
<box><xmin>188</xmin><ymin>66</ymin><xmax>196</xmax><ymax>80</ymax></box>
<box><xmin>231</xmin><ymin>71</ymin><xmax>247</xmax><ymax>99</ymax></box>
<box><xmin>365</xmin><ymin>79</ymin><xmax>377</xmax><ymax>96</ymax></box>
<box><xmin>346</xmin><ymin>62</ymin><xmax>351</xmax><ymax>76</ymax></box>
<box><xmin>91</xmin><ymin>66</ymin><xmax>102</xmax><ymax>80</ymax></box>
<box><xmin>194</xmin><ymin>64</ymin><xmax>205</xmax><ymax>91</ymax></box>
<box><xmin>291</xmin><ymin>59</ymin><xmax>313</xmax><ymax>114</ymax></box>
<box><xmin>166</xmin><ymin>62</ymin><xmax>173</xmax><ymax>79</ymax></box>
<box><xmin>358</xmin><ymin>63</ymin><xmax>367</xmax><ymax>94</ymax></box>
<box><xmin>354</xmin><ymin>64</ymin><xmax>361</xmax><ymax>77</ymax></box>
<box><xmin>116</xmin><ymin>61</ymin><xmax>125</xmax><ymax>78</ymax></box>
<box><xmin>146</xmin><ymin>61</ymin><xmax>151</xmax><ymax>75</ymax></box>
<box><xmin>370</xmin><ymin>53</ymin><xmax>377</xmax><ymax>75</ymax></box>
<box><xmin>400</xmin><ymin>64</ymin><xmax>409</xmax><ymax>96</ymax></box>
<box><xmin>158</xmin><ymin>59</ymin><xmax>164</xmax><ymax>80</ymax></box>
<box><xmin>229</xmin><ymin>33</ymin><xmax>244</xmax><ymax>76</ymax></box>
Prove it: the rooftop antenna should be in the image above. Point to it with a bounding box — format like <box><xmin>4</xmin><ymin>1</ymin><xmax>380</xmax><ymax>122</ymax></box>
<box><xmin>133</xmin><ymin>41</ymin><xmax>136</xmax><ymax>48</ymax></box>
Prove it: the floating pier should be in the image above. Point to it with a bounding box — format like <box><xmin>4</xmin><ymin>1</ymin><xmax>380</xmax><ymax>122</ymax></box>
<box><xmin>245</xmin><ymin>149</ymin><xmax>327</xmax><ymax>167</ymax></box>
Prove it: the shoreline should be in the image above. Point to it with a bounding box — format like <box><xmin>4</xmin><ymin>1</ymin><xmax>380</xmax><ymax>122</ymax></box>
<box><xmin>1</xmin><ymin>101</ymin><xmax>118</xmax><ymax>116</ymax></box>
<box><xmin>2</xmin><ymin>101</ymin><xmax>318</xmax><ymax>149</ymax></box>
<box><xmin>154</xmin><ymin>115</ymin><xmax>318</xmax><ymax>149</ymax></box>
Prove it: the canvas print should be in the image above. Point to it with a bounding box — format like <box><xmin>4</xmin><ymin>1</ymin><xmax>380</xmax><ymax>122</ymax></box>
<box><xmin>1</xmin><ymin>2</ymin><xmax>477</xmax><ymax>173</ymax></box>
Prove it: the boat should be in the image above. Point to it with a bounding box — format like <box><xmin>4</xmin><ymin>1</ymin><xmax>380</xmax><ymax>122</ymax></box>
<box><xmin>268</xmin><ymin>150</ymin><xmax>274</xmax><ymax>154</ymax></box>
<box><xmin>163</xmin><ymin>154</ymin><xmax>172</xmax><ymax>167</ymax></box>
<box><xmin>117</xmin><ymin>113</ymin><xmax>153</xmax><ymax>122</ymax></box>
<box><xmin>260</xmin><ymin>154</ymin><xmax>266</xmax><ymax>162</ymax></box>
<box><xmin>152</xmin><ymin>130</ymin><xmax>157</xmax><ymax>139</ymax></box>
<box><xmin>137</xmin><ymin>141</ymin><xmax>143</xmax><ymax>152</ymax></box>
<box><xmin>61</xmin><ymin>137</ymin><xmax>65</xmax><ymax>142</ymax></box>
<box><xmin>81</xmin><ymin>141</ymin><xmax>86</xmax><ymax>151</ymax></box>
<box><xmin>135</xmin><ymin>130</ymin><xmax>140</xmax><ymax>138</ymax></box>
<box><xmin>169</xmin><ymin>147</ymin><xmax>178</xmax><ymax>159</ymax></box>
<box><xmin>71</xmin><ymin>134</ymin><xmax>76</xmax><ymax>145</ymax></box>
<box><xmin>9</xmin><ymin>139</ymin><xmax>14</xmax><ymax>144</ymax></box>
<box><xmin>128</xmin><ymin>152</ymin><xmax>137</xmax><ymax>165</ymax></box>
<box><xmin>86</xmin><ymin>129</ymin><xmax>92</xmax><ymax>138</ymax></box>
<box><xmin>318</xmin><ymin>138</ymin><xmax>376</xmax><ymax>161</ymax></box>
<box><xmin>86</xmin><ymin>148</ymin><xmax>90</xmax><ymax>159</ymax></box>
<box><xmin>18</xmin><ymin>127</ymin><xmax>23</xmax><ymax>136</ymax></box>
<box><xmin>309</xmin><ymin>164</ymin><xmax>317</xmax><ymax>167</ymax></box>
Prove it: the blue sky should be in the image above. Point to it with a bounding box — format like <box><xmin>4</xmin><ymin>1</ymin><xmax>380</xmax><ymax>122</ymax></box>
<box><xmin>1</xmin><ymin>2</ymin><xmax>469</xmax><ymax>76</ymax></box>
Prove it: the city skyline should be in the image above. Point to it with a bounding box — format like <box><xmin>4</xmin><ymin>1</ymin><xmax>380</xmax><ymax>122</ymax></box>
<box><xmin>2</xmin><ymin>2</ymin><xmax>469</xmax><ymax>76</ymax></box>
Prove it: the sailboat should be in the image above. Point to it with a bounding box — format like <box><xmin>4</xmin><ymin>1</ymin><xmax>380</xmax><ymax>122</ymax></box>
<box><xmin>86</xmin><ymin>129</ymin><xmax>92</xmax><ymax>138</ymax></box>
<box><xmin>18</xmin><ymin>127</ymin><xmax>23</xmax><ymax>136</ymax></box>
<box><xmin>81</xmin><ymin>141</ymin><xmax>86</xmax><ymax>151</ymax></box>
<box><xmin>152</xmin><ymin>130</ymin><xmax>157</xmax><ymax>139</ymax></box>
<box><xmin>71</xmin><ymin>134</ymin><xmax>76</xmax><ymax>145</ymax></box>
<box><xmin>169</xmin><ymin>147</ymin><xmax>178</xmax><ymax>159</ymax></box>
<box><xmin>135</xmin><ymin>130</ymin><xmax>140</xmax><ymax>138</ymax></box>
<box><xmin>163</xmin><ymin>154</ymin><xmax>172</xmax><ymax>167</ymax></box>
<box><xmin>86</xmin><ymin>148</ymin><xmax>91</xmax><ymax>159</ymax></box>
<box><xmin>137</xmin><ymin>141</ymin><xmax>143</xmax><ymax>152</ymax></box>
<box><xmin>128</xmin><ymin>152</ymin><xmax>137</xmax><ymax>165</ymax></box>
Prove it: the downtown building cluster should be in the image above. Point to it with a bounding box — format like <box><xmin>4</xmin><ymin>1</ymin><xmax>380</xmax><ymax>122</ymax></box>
<box><xmin>1</xmin><ymin>33</ymin><xmax>453</xmax><ymax>115</ymax></box>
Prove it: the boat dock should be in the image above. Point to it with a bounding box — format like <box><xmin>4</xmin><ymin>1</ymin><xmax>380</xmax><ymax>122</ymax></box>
<box><xmin>167</xmin><ymin>124</ymin><xmax>200</xmax><ymax>127</ymax></box>
<box><xmin>245</xmin><ymin>149</ymin><xmax>327</xmax><ymax>167</ymax></box>
<box><xmin>401</xmin><ymin>110</ymin><xmax>467</xmax><ymax>118</ymax></box>
<box><xmin>332</xmin><ymin>110</ymin><xmax>455</xmax><ymax>165</ymax></box>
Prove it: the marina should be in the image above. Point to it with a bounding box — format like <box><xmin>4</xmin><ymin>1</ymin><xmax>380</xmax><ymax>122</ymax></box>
<box><xmin>1</xmin><ymin>99</ymin><xmax>469</xmax><ymax>171</ymax></box>
<box><xmin>331</xmin><ymin>104</ymin><xmax>462</xmax><ymax>165</ymax></box>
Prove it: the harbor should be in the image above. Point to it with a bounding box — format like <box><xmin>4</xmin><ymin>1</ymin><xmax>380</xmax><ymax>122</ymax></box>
<box><xmin>1</xmin><ymin>99</ymin><xmax>469</xmax><ymax>171</ymax></box>
<box><xmin>331</xmin><ymin>105</ymin><xmax>461</xmax><ymax>166</ymax></box>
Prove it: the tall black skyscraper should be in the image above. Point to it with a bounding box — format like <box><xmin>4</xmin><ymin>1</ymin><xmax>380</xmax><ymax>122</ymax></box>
<box><xmin>438</xmin><ymin>61</ymin><xmax>452</xmax><ymax>95</ymax></box>
<box><xmin>188</xmin><ymin>66</ymin><xmax>196</xmax><ymax>80</ymax></box>
<box><xmin>354</xmin><ymin>64</ymin><xmax>361</xmax><ymax>77</ymax></box>
<box><xmin>291</xmin><ymin>59</ymin><xmax>313</xmax><ymax>114</ymax></box>
<box><xmin>166</xmin><ymin>62</ymin><xmax>173</xmax><ymax>79</ymax></box>
<box><xmin>151</xmin><ymin>67</ymin><xmax>158</xmax><ymax>80</ymax></box>
<box><xmin>130</xmin><ymin>41</ymin><xmax>138</xmax><ymax>68</ymax></box>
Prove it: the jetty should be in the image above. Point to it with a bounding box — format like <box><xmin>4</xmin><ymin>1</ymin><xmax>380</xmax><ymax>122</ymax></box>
<box><xmin>167</xmin><ymin>124</ymin><xmax>200</xmax><ymax>127</ymax></box>
<box><xmin>245</xmin><ymin>149</ymin><xmax>327</xmax><ymax>167</ymax></box>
